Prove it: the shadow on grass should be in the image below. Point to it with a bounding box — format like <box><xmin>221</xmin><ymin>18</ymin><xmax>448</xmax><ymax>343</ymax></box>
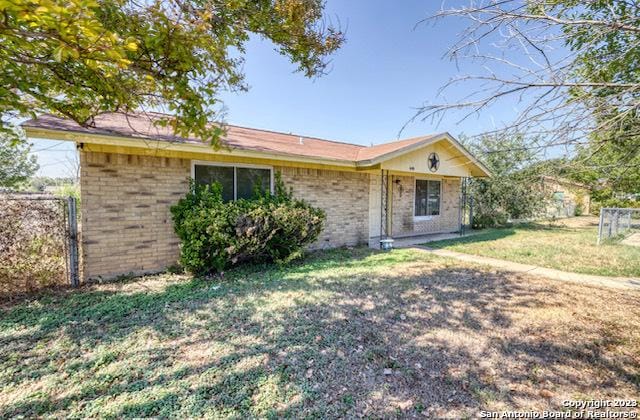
<box><xmin>513</xmin><ymin>221</ymin><xmax>587</xmax><ymax>232</ymax></box>
<box><xmin>1</xmin><ymin>247</ymin><xmax>639</xmax><ymax>417</ymax></box>
<box><xmin>0</xmin><ymin>248</ymin><xmax>405</xmax><ymax>353</ymax></box>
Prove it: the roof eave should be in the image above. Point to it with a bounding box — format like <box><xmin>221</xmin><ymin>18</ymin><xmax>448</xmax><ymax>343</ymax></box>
<box><xmin>23</xmin><ymin>124</ymin><xmax>492</xmax><ymax>177</ymax></box>
<box><xmin>356</xmin><ymin>132</ymin><xmax>492</xmax><ymax>178</ymax></box>
<box><xmin>441</xmin><ymin>132</ymin><xmax>493</xmax><ymax>178</ymax></box>
<box><xmin>355</xmin><ymin>133</ymin><xmax>444</xmax><ymax>165</ymax></box>
<box><xmin>23</xmin><ymin>126</ymin><xmax>359</xmax><ymax>169</ymax></box>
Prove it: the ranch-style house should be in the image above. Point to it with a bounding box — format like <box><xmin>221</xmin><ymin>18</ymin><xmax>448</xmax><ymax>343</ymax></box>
<box><xmin>24</xmin><ymin>112</ymin><xmax>490</xmax><ymax>280</ymax></box>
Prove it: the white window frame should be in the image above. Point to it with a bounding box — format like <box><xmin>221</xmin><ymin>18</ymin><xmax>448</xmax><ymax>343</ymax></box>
<box><xmin>190</xmin><ymin>160</ymin><xmax>274</xmax><ymax>201</ymax></box>
<box><xmin>413</xmin><ymin>177</ymin><xmax>442</xmax><ymax>221</ymax></box>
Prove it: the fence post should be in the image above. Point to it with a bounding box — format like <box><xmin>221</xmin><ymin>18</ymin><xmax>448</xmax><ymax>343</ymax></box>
<box><xmin>67</xmin><ymin>196</ymin><xmax>80</xmax><ymax>287</ymax></box>
<box><xmin>597</xmin><ymin>208</ymin><xmax>604</xmax><ymax>245</ymax></box>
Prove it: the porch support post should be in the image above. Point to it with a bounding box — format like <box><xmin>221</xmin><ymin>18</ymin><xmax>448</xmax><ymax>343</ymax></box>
<box><xmin>379</xmin><ymin>169</ymin><xmax>392</xmax><ymax>243</ymax></box>
<box><xmin>469</xmin><ymin>193</ymin><xmax>474</xmax><ymax>230</ymax></box>
<box><xmin>379</xmin><ymin>169</ymin><xmax>386</xmax><ymax>240</ymax></box>
<box><xmin>386</xmin><ymin>174</ymin><xmax>393</xmax><ymax>237</ymax></box>
<box><xmin>459</xmin><ymin>177</ymin><xmax>465</xmax><ymax>236</ymax></box>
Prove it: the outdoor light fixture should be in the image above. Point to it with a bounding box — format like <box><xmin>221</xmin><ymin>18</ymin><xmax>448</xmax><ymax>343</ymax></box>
<box><xmin>394</xmin><ymin>178</ymin><xmax>403</xmax><ymax>195</ymax></box>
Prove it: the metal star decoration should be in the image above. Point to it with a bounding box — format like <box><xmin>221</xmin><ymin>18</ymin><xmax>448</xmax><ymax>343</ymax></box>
<box><xmin>428</xmin><ymin>153</ymin><xmax>440</xmax><ymax>172</ymax></box>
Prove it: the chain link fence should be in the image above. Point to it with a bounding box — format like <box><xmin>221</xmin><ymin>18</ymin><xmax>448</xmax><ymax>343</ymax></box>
<box><xmin>597</xmin><ymin>207</ymin><xmax>640</xmax><ymax>245</ymax></box>
<box><xmin>0</xmin><ymin>193</ymin><xmax>79</xmax><ymax>298</ymax></box>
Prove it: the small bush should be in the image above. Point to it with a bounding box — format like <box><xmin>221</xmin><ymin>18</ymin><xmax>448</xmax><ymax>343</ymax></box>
<box><xmin>472</xmin><ymin>211</ymin><xmax>509</xmax><ymax>229</ymax></box>
<box><xmin>590</xmin><ymin>198</ymin><xmax>637</xmax><ymax>215</ymax></box>
<box><xmin>54</xmin><ymin>183</ymin><xmax>81</xmax><ymax>202</ymax></box>
<box><xmin>171</xmin><ymin>173</ymin><xmax>325</xmax><ymax>275</ymax></box>
<box><xmin>574</xmin><ymin>202</ymin><xmax>584</xmax><ymax>216</ymax></box>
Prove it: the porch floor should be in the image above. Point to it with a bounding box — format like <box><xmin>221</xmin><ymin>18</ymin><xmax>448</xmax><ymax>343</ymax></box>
<box><xmin>369</xmin><ymin>230</ymin><xmax>479</xmax><ymax>249</ymax></box>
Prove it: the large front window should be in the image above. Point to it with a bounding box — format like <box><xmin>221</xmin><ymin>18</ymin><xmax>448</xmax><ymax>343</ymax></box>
<box><xmin>415</xmin><ymin>179</ymin><xmax>441</xmax><ymax>217</ymax></box>
<box><xmin>193</xmin><ymin>163</ymin><xmax>272</xmax><ymax>201</ymax></box>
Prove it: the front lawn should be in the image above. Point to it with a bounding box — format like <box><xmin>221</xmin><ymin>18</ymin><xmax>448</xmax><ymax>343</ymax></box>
<box><xmin>427</xmin><ymin>217</ymin><xmax>640</xmax><ymax>277</ymax></box>
<box><xmin>1</xmin><ymin>247</ymin><xmax>639</xmax><ymax>417</ymax></box>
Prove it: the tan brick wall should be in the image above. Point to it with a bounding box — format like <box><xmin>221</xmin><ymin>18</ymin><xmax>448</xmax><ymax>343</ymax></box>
<box><xmin>368</xmin><ymin>173</ymin><xmax>382</xmax><ymax>238</ymax></box>
<box><xmin>390</xmin><ymin>176</ymin><xmax>461</xmax><ymax>236</ymax></box>
<box><xmin>79</xmin><ymin>151</ymin><xmax>461</xmax><ymax>280</ymax></box>
<box><xmin>80</xmin><ymin>155</ymin><xmax>370</xmax><ymax>279</ymax></box>
<box><xmin>276</xmin><ymin>167</ymin><xmax>370</xmax><ymax>248</ymax></box>
<box><xmin>80</xmin><ymin>152</ymin><xmax>189</xmax><ymax>280</ymax></box>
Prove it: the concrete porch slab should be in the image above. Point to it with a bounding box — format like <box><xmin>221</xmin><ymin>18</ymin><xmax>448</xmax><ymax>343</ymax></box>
<box><xmin>369</xmin><ymin>231</ymin><xmax>480</xmax><ymax>249</ymax></box>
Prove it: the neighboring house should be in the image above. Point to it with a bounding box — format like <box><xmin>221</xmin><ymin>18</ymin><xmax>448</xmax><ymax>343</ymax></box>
<box><xmin>541</xmin><ymin>176</ymin><xmax>591</xmax><ymax>217</ymax></box>
<box><xmin>23</xmin><ymin>112</ymin><xmax>490</xmax><ymax>280</ymax></box>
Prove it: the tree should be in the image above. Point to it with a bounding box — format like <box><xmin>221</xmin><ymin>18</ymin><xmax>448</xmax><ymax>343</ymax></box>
<box><xmin>0</xmin><ymin>0</ymin><xmax>343</xmax><ymax>145</ymax></box>
<box><xmin>419</xmin><ymin>1</ymin><xmax>639</xmax><ymax>157</ymax></box>
<box><xmin>565</xmin><ymin>115</ymin><xmax>640</xmax><ymax>205</ymax></box>
<box><xmin>462</xmin><ymin>133</ymin><xmax>548</xmax><ymax>227</ymax></box>
<box><xmin>0</xmin><ymin>135</ymin><xmax>38</xmax><ymax>190</ymax></box>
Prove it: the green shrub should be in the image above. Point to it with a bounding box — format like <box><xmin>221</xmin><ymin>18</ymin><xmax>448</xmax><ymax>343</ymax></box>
<box><xmin>574</xmin><ymin>202</ymin><xmax>584</xmax><ymax>216</ymax></box>
<box><xmin>590</xmin><ymin>198</ymin><xmax>637</xmax><ymax>215</ymax></box>
<box><xmin>170</xmin><ymin>173</ymin><xmax>325</xmax><ymax>275</ymax></box>
<box><xmin>472</xmin><ymin>211</ymin><xmax>509</xmax><ymax>229</ymax></box>
<box><xmin>54</xmin><ymin>183</ymin><xmax>80</xmax><ymax>202</ymax></box>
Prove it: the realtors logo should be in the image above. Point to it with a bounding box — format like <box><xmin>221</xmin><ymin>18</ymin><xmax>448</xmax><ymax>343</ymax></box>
<box><xmin>428</xmin><ymin>152</ymin><xmax>440</xmax><ymax>172</ymax></box>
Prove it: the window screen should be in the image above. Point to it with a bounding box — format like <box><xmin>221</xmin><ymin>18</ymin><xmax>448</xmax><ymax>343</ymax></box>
<box><xmin>415</xmin><ymin>180</ymin><xmax>441</xmax><ymax>216</ymax></box>
<box><xmin>193</xmin><ymin>164</ymin><xmax>271</xmax><ymax>201</ymax></box>
<box><xmin>236</xmin><ymin>168</ymin><xmax>271</xmax><ymax>200</ymax></box>
<box><xmin>194</xmin><ymin>165</ymin><xmax>234</xmax><ymax>202</ymax></box>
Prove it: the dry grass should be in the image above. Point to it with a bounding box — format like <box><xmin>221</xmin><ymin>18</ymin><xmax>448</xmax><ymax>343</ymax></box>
<box><xmin>1</xmin><ymin>247</ymin><xmax>639</xmax><ymax>418</ymax></box>
<box><xmin>428</xmin><ymin>216</ymin><xmax>640</xmax><ymax>277</ymax></box>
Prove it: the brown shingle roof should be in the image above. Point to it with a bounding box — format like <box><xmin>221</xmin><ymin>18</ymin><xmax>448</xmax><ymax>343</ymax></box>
<box><xmin>23</xmin><ymin>112</ymin><xmax>444</xmax><ymax>163</ymax></box>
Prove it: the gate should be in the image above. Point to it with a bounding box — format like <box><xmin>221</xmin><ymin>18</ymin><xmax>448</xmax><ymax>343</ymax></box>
<box><xmin>0</xmin><ymin>193</ymin><xmax>79</xmax><ymax>297</ymax></box>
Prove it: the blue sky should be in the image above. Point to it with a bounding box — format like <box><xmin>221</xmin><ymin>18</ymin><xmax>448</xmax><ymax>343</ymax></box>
<box><xmin>32</xmin><ymin>0</ymin><xmax>519</xmax><ymax>177</ymax></box>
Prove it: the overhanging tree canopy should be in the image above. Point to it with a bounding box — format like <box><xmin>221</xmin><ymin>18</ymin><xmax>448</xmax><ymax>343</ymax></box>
<box><xmin>0</xmin><ymin>0</ymin><xmax>343</xmax><ymax>145</ymax></box>
<box><xmin>0</xmin><ymin>134</ymin><xmax>38</xmax><ymax>189</ymax></box>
